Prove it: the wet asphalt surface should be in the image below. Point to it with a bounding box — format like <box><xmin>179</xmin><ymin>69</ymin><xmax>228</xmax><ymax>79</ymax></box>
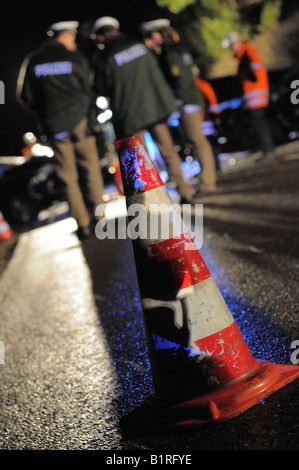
<box><xmin>0</xmin><ymin>144</ymin><xmax>298</xmax><ymax>454</ymax></box>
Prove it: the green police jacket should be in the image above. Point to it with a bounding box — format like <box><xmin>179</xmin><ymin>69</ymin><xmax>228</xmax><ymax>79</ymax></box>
<box><xmin>17</xmin><ymin>39</ymin><xmax>92</xmax><ymax>137</ymax></box>
<box><xmin>158</xmin><ymin>42</ymin><xmax>203</xmax><ymax>109</ymax></box>
<box><xmin>94</xmin><ymin>33</ymin><xmax>179</xmax><ymax>139</ymax></box>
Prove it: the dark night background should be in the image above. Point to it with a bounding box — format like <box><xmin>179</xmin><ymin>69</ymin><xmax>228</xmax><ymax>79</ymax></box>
<box><xmin>0</xmin><ymin>0</ymin><xmax>168</xmax><ymax>156</ymax></box>
<box><xmin>1</xmin><ymin>0</ymin><xmax>298</xmax><ymax>156</ymax></box>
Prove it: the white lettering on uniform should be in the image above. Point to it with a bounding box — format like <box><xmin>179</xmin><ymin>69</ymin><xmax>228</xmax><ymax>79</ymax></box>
<box><xmin>114</xmin><ymin>44</ymin><xmax>147</xmax><ymax>66</ymax></box>
<box><xmin>34</xmin><ymin>61</ymin><xmax>72</xmax><ymax>77</ymax></box>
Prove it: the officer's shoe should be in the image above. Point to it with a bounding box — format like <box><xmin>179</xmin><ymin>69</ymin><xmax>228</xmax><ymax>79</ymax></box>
<box><xmin>76</xmin><ymin>225</ymin><xmax>92</xmax><ymax>241</ymax></box>
<box><xmin>191</xmin><ymin>187</ymin><xmax>219</xmax><ymax>203</ymax></box>
<box><xmin>255</xmin><ymin>151</ymin><xmax>276</xmax><ymax>163</ymax></box>
<box><xmin>180</xmin><ymin>196</ymin><xmax>193</xmax><ymax>205</ymax></box>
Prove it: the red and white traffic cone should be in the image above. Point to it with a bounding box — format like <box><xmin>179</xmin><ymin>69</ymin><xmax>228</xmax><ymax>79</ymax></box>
<box><xmin>116</xmin><ymin>135</ymin><xmax>299</xmax><ymax>431</ymax></box>
<box><xmin>0</xmin><ymin>211</ymin><xmax>15</xmax><ymax>240</ymax></box>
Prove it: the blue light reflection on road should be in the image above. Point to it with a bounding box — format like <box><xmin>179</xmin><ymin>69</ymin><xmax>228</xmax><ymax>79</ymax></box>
<box><xmin>100</xmin><ymin>239</ymin><xmax>291</xmax><ymax>422</ymax></box>
<box><xmin>199</xmin><ymin>241</ymin><xmax>292</xmax><ymax>367</ymax></box>
<box><xmin>92</xmin><ymin>203</ymin><xmax>294</xmax><ymax>420</ymax></box>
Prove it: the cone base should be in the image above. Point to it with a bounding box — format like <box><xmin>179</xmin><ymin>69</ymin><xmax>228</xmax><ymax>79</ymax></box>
<box><xmin>120</xmin><ymin>360</ymin><xmax>299</xmax><ymax>436</ymax></box>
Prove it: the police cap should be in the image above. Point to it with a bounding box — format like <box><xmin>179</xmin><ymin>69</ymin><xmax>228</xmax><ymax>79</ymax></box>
<box><xmin>47</xmin><ymin>21</ymin><xmax>79</xmax><ymax>36</ymax></box>
<box><xmin>91</xmin><ymin>16</ymin><xmax>120</xmax><ymax>36</ymax></box>
<box><xmin>139</xmin><ymin>18</ymin><xmax>170</xmax><ymax>35</ymax></box>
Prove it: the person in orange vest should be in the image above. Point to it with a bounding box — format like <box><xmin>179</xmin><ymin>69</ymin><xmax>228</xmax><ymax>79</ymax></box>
<box><xmin>222</xmin><ymin>31</ymin><xmax>275</xmax><ymax>162</ymax></box>
<box><xmin>192</xmin><ymin>65</ymin><xmax>221</xmax><ymax>171</ymax></box>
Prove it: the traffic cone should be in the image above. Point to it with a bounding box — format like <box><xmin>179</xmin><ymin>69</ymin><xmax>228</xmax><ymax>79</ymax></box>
<box><xmin>115</xmin><ymin>135</ymin><xmax>299</xmax><ymax>431</ymax></box>
<box><xmin>0</xmin><ymin>211</ymin><xmax>15</xmax><ymax>240</ymax></box>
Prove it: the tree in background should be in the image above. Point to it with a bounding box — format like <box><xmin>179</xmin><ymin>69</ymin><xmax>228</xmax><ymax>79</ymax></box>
<box><xmin>156</xmin><ymin>0</ymin><xmax>198</xmax><ymax>13</ymax></box>
<box><xmin>155</xmin><ymin>0</ymin><xmax>282</xmax><ymax>73</ymax></box>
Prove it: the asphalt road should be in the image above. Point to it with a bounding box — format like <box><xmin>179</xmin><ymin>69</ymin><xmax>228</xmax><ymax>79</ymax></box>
<box><xmin>0</xmin><ymin>144</ymin><xmax>298</xmax><ymax>454</ymax></box>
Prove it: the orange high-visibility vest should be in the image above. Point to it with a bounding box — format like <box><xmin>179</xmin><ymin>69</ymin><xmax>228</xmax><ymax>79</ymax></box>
<box><xmin>235</xmin><ymin>42</ymin><xmax>269</xmax><ymax>109</ymax></box>
<box><xmin>194</xmin><ymin>77</ymin><xmax>220</xmax><ymax>120</ymax></box>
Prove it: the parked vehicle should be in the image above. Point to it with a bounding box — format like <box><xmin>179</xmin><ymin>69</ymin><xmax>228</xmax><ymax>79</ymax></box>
<box><xmin>0</xmin><ymin>139</ymin><xmax>66</xmax><ymax>231</ymax></box>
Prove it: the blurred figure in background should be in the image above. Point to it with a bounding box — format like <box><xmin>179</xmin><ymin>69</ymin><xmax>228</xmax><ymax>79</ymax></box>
<box><xmin>91</xmin><ymin>16</ymin><xmax>193</xmax><ymax>204</ymax></box>
<box><xmin>140</xmin><ymin>19</ymin><xmax>218</xmax><ymax>200</ymax></box>
<box><xmin>222</xmin><ymin>31</ymin><xmax>275</xmax><ymax>162</ymax></box>
<box><xmin>17</xmin><ymin>21</ymin><xmax>104</xmax><ymax>240</ymax></box>
<box><xmin>192</xmin><ymin>65</ymin><xmax>222</xmax><ymax>171</ymax></box>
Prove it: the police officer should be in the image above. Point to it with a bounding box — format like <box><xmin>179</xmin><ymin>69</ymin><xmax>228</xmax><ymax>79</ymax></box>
<box><xmin>91</xmin><ymin>16</ymin><xmax>193</xmax><ymax>203</ymax></box>
<box><xmin>140</xmin><ymin>19</ymin><xmax>218</xmax><ymax>199</ymax></box>
<box><xmin>17</xmin><ymin>21</ymin><xmax>104</xmax><ymax>240</ymax></box>
<box><xmin>222</xmin><ymin>31</ymin><xmax>275</xmax><ymax>161</ymax></box>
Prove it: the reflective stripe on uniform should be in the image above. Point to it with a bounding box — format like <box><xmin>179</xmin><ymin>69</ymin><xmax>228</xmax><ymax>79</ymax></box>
<box><xmin>243</xmin><ymin>88</ymin><xmax>269</xmax><ymax>109</ymax></box>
